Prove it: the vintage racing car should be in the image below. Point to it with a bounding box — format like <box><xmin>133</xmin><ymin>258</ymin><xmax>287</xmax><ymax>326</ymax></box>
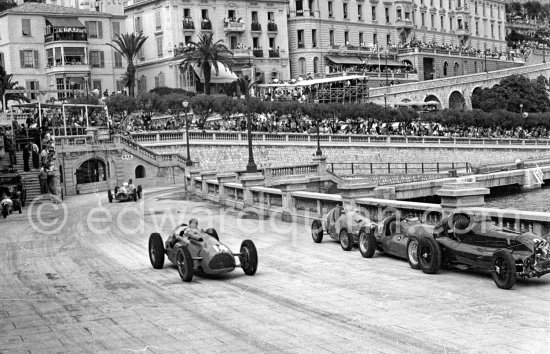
<box><xmin>311</xmin><ymin>206</ymin><xmax>377</xmax><ymax>251</ymax></box>
<box><xmin>0</xmin><ymin>174</ymin><xmax>25</xmax><ymax>218</ymax></box>
<box><xmin>107</xmin><ymin>181</ymin><xmax>142</xmax><ymax>202</ymax></box>
<box><xmin>358</xmin><ymin>214</ymin><xmax>424</xmax><ymax>269</ymax></box>
<box><xmin>148</xmin><ymin>224</ymin><xmax>258</xmax><ymax>282</ymax></box>
<box><xmin>415</xmin><ymin>212</ymin><xmax>550</xmax><ymax>289</ymax></box>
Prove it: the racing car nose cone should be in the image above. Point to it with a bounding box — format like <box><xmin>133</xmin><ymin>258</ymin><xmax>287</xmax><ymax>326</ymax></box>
<box><xmin>209</xmin><ymin>253</ymin><xmax>235</xmax><ymax>270</ymax></box>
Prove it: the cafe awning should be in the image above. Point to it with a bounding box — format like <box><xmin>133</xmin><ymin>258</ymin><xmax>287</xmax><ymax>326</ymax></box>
<box><xmin>326</xmin><ymin>55</ymin><xmax>363</xmax><ymax>65</ymax></box>
<box><xmin>192</xmin><ymin>64</ymin><xmax>238</xmax><ymax>84</ymax></box>
<box><xmin>46</xmin><ymin>17</ymin><xmax>85</xmax><ymax>28</ymax></box>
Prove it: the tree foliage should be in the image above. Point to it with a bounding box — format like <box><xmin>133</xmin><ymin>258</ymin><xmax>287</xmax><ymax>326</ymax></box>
<box><xmin>107</xmin><ymin>33</ymin><xmax>148</xmax><ymax>97</ymax></box>
<box><xmin>0</xmin><ymin>65</ymin><xmax>30</xmax><ymax>110</ymax></box>
<box><xmin>190</xmin><ymin>94</ymin><xmax>218</xmax><ymax>129</ymax></box>
<box><xmin>471</xmin><ymin>74</ymin><xmax>550</xmax><ymax>113</ymax></box>
<box><xmin>0</xmin><ymin>0</ymin><xmax>16</xmax><ymax>12</ymax></box>
<box><xmin>105</xmin><ymin>94</ymin><xmax>136</xmax><ymax>126</ymax></box>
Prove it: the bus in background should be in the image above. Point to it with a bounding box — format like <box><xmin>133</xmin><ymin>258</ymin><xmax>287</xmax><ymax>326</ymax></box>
<box><xmin>392</xmin><ymin>101</ymin><xmax>441</xmax><ymax>114</ymax></box>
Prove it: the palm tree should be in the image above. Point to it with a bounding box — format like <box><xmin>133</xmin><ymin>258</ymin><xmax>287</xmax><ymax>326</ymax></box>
<box><xmin>178</xmin><ymin>33</ymin><xmax>235</xmax><ymax>95</ymax></box>
<box><xmin>0</xmin><ymin>66</ymin><xmax>29</xmax><ymax>111</ymax></box>
<box><xmin>107</xmin><ymin>33</ymin><xmax>148</xmax><ymax>97</ymax></box>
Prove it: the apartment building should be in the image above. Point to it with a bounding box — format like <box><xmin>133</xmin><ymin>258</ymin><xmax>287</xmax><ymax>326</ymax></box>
<box><xmin>0</xmin><ymin>3</ymin><xmax>126</xmax><ymax>102</ymax></box>
<box><xmin>124</xmin><ymin>0</ymin><xmax>291</xmax><ymax>94</ymax></box>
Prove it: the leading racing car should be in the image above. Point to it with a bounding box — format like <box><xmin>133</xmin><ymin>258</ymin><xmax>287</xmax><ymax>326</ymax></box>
<box><xmin>148</xmin><ymin>223</ymin><xmax>258</xmax><ymax>282</ymax></box>
<box><xmin>415</xmin><ymin>212</ymin><xmax>550</xmax><ymax>289</ymax></box>
<box><xmin>108</xmin><ymin>180</ymin><xmax>142</xmax><ymax>202</ymax></box>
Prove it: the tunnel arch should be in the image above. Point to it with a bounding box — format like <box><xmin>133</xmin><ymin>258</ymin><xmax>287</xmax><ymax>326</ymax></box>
<box><xmin>135</xmin><ymin>165</ymin><xmax>146</xmax><ymax>179</ymax></box>
<box><xmin>75</xmin><ymin>158</ymin><xmax>107</xmax><ymax>185</ymax></box>
<box><xmin>448</xmin><ymin>91</ymin><xmax>466</xmax><ymax>110</ymax></box>
<box><xmin>424</xmin><ymin>94</ymin><xmax>441</xmax><ymax>104</ymax></box>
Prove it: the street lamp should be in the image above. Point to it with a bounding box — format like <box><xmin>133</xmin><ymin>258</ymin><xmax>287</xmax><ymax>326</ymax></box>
<box><xmin>385</xmin><ymin>49</ymin><xmax>389</xmax><ymax>87</ymax></box>
<box><xmin>484</xmin><ymin>43</ymin><xmax>488</xmax><ymax>73</ymax></box>
<box><xmin>313</xmin><ymin>99</ymin><xmax>322</xmax><ymax>156</ymax></box>
<box><xmin>240</xmin><ymin>71</ymin><xmax>258</xmax><ymax>173</ymax></box>
<box><xmin>182</xmin><ymin>100</ymin><xmax>192</xmax><ymax>166</ymax></box>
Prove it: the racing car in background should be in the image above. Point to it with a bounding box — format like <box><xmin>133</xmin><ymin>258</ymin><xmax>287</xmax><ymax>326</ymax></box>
<box><xmin>107</xmin><ymin>181</ymin><xmax>142</xmax><ymax>202</ymax></box>
<box><xmin>416</xmin><ymin>212</ymin><xmax>550</xmax><ymax>289</ymax></box>
<box><xmin>148</xmin><ymin>223</ymin><xmax>258</xmax><ymax>282</ymax></box>
<box><xmin>311</xmin><ymin>206</ymin><xmax>377</xmax><ymax>251</ymax></box>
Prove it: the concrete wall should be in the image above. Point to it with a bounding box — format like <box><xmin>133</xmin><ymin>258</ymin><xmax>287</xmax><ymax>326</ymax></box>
<box><xmin>147</xmin><ymin>143</ymin><xmax>550</xmax><ymax>173</ymax></box>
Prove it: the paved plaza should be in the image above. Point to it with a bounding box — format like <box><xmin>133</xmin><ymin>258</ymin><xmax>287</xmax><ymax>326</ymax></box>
<box><xmin>0</xmin><ymin>187</ymin><xmax>549</xmax><ymax>353</ymax></box>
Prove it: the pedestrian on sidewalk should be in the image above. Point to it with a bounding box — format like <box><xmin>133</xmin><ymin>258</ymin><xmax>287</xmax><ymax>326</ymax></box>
<box><xmin>38</xmin><ymin>165</ymin><xmax>49</xmax><ymax>198</ymax></box>
<box><xmin>31</xmin><ymin>143</ymin><xmax>39</xmax><ymax>169</ymax></box>
<box><xmin>23</xmin><ymin>144</ymin><xmax>30</xmax><ymax>172</ymax></box>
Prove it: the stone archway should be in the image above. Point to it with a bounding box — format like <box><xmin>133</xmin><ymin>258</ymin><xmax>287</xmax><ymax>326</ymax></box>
<box><xmin>448</xmin><ymin>91</ymin><xmax>466</xmax><ymax>110</ymax></box>
<box><xmin>424</xmin><ymin>94</ymin><xmax>441</xmax><ymax>104</ymax></box>
<box><xmin>75</xmin><ymin>158</ymin><xmax>107</xmax><ymax>184</ymax></box>
<box><xmin>135</xmin><ymin>165</ymin><xmax>146</xmax><ymax>179</ymax></box>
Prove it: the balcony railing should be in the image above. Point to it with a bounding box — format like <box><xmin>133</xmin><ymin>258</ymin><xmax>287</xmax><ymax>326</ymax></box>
<box><xmin>201</xmin><ymin>20</ymin><xmax>212</xmax><ymax>30</ymax></box>
<box><xmin>224</xmin><ymin>21</ymin><xmax>245</xmax><ymax>33</ymax></box>
<box><xmin>253</xmin><ymin>49</ymin><xmax>264</xmax><ymax>58</ymax></box>
<box><xmin>44</xmin><ymin>32</ymin><xmax>87</xmax><ymax>43</ymax></box>
<box><xmin>182</xmin><ymin>20</ymin><xmax>195</xmax><ymax>31</ymax></box>
<box><xmin>395</xmin><ymin>19</ymin><xmax>414</xmax><ymax>29</ymax></box>
<box><xmin>232</xmin><ymin>49</ymin><xmax>252</xmax><ymax>58</ymax></box>
<box><xmin>251</xmin><ymin>23</ymin><xmax>262</xmax><ymax>32</ymax></box>
<box><xmin>269</xmin><ymin>50</ymin><xmax>280</xmax><ymax>58</ymax></box>
<box><xmin>267</xmin><ymin>23</ymin><xmax>277</xmax><ymax>32</ymax></box>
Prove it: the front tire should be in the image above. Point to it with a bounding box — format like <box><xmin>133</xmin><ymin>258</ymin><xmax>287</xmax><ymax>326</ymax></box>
<box><xmin>406</xmin><ymin>237</ymin><xmax>420</xmax><ymax>269</ymax></box>
<box><xmin>418</xmin><ymin>237</ymin><xmax>442</xmax><ymax>274</ymax></box>
<box><xmin>311</xmin><ymin>219</ymin><xmax>323</xmax><ymax>243</ymax></box>
<box><xmin>240</xmin><ymin>240</ymin><xmax>258</xmax><ymax>275</ymax></box>
<box><xmin>148</xmin><ymin>233</ymin><xmax>165</xmax><ymax>269</ymax></box>
<box><xmin>359</xmin><ymin>229</ymin><xmax>376</xmax><ymax>258</ymax></box>
<box><xmin>176</xmin><ymin>246</ymin><xmax>194</xmax><ymax>282</ymax></box>
<box><xmin>339</xmin><ymin>229</ymin><xmax>353</xmax><ymax>251</ymax></box>
<box><xmin>491</xmin><ymin>250</ymin><xmax>516</xmax><ymax>289</ymax></box>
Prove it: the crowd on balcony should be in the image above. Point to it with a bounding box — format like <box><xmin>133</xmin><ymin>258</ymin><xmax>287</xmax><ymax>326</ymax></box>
<box><xmin>224</xmin><ymin>17</ymin><xmax>245</xmax><ymax>26</ymax></box>
<box><xmin>183</xmin><ymin>17</ymin><xmax>195</xmax><ymax>29</ymax></box>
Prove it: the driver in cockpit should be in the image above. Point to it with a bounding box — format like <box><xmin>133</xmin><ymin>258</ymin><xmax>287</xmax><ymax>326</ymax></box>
<box><xmin>128</xmin><ymin>179</ymin><xmax>136</xmax><ymax>190</ymax></box>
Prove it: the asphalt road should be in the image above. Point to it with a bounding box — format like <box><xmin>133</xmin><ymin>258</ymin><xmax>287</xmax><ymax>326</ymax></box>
<box><xmin>0</xmin><ymin>187</ymin><xmax>549</xmax><ymax>353</ymax></box>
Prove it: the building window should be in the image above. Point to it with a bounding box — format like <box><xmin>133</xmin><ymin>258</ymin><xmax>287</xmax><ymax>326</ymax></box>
<box><xmin>156</xmin><ymin>36</ymin><xmax>163</xmax><ymax>57</ymax></box>
<box><xmin>114</xmin><ymin>52</ymin><xmax>123</xmax><ymax>68</ymax></box>
<box><xmin>155</xmin><ymin>72</ymin><xmax>165</xmax><ymax>87</ymax></box>
<box><xmin>138</xmin><ymin>47</ymin><xmax>144</xmax><ymax>60</ymax></box>
<box><xmin>440</xmin><ymin>16</ymin><xmax>444</xmax><ymax>30</ymax></box>
<box><xmin>329</xmin><ymin>30</ymin><xmax>334</xmax><ymax>46</ymax></box>
<box><xmin>431</xmin><ymin>14</ymin><xmax>434</xmax><ymax>28</ymax></box>
<box><xmin>22</xmin><ymin>19</ymin><xmax>31</xmax><ymax>36</ymax></box>
<box><xmin>497</xmin><ymin>25</ymin><xmax>501</xmax><ymax>39</ymax></box>
<box><xmin>359</xmin><ymin>32</ymin><xmax>364</xmax><ymax>46</ymax></box>
<box><xmin>0</xmin><ymin>52</ymin><xmax>4</xmax><ymax>68</ymax></box>
<box><xmin>297</xmin><ymin>30</ymin><xmax>304</xmax><ymax>48</ymax></box>
<box><xmin>112</xmin><ymin>22</ymin><xmax>121</xmax><ymax>37</ymax></box>
<box><xmin>116</xmin><ymin>80</ymin><xmax>124</xmax><ymax>92</ymax></box>
<box><xmin>26</xmin><ymin>80</ymin><xmax>39</xmax><ymax>100</ymax></box>
<box><xmin>386</xmin><ymin>34</ymin><xmax>391</xmax><ymax>46</ymax></box>
<box><xmin>252</xmin><ymin>11</ymin><xmax>258</xmax><ymax>23</ymax></box>
<box><xmin>184</xmin><ymin>8</ymin><xmax>191</xmax><ymax>18</ymax></box>
<box><xmin>137</xmin><ymin>76</ymin><xmax>147</xmax><ymax>94</ymax></box>
<box><xmin>135</xmin><ymin>165</ymin><xmax>146</xmax><ymax>179</ymax></box>
<box><xmin>202</xmin><ymin>9</ymin><xmax>209</xmax><ymax>20</ymax></box>
<box><xmin>313</xmin><ymin>57</ymin><xmax>319</xmax><ymax>74</ymax></box>
<box><xmin>474</xmin><ymin>1</ymin><xmax>477</xmax><ymax>15</ymax></box>
<box><xmin>453</xmin><ymin>62</ymin><xmax>459</xmax><ymax>76</ymax></box>
<box><xmin>385</xmin><ymin>7</ymin><xmax>390</xmax><ymax>23</ymax></box>
<box><xmin>343</xmin><ymin>3</ymin><xmax>348</xmax><ymax>19</ymax></box>
<box><xmin>89</xmin><ymin>51</ymin><xmax>105</xmax><ymax>68</ymax></box>
<box><xmin>269</xmin><ymin>37</ymin><xmax>275</xmax><ymax>50</ymax></box>
<box><xmin>135</xmin><ymin>17</ymin><xmax>142</xmax><ymax>33</ymax></box>
<box><xmin>19</xmin><ymin>50</ymin><xmax>38</xmax><ymax>68</ymax></box>
<box><xmin>371</xmin><ymin>6</ymin><xmax>376</xmax><ymax>21</ymax></box>
<box><xmin>328</xmin><ymin>2</ymin><xmax>333</xmax><ymax>17</ymax></box>
<box><xmin>253</xmin><ymin>37</ymin><xmax>259</xmax><ymax>49</ymax></box>
<box><xmin>443</xmin><ymin>61</ymin><xmax>448</xmax><ymax>76</ymax></box>
<box><xmin>86</xmin><ymin>21</ymin><xmax>103</xmax><ymax>39</ymax></box>
<box><xmin>476</xmin><ymin>21</ymin><xmax>479</xmax><ymax>35</ymax></box>
<box><xmin>296</xmin><ymin>0</ymin><xmax>303</xmax><ymax>16</ymax></box>
<box><xmin>92</xmin><ymin>80</ymin><xmax>102</xmax><ymax>92</ymax></box>
<box><xmin>373</xmin><ymin>33</ymin><xmax>377</xmax><ymax>45</ymax></box>
<box><xmin>421</xmin><ymin>13</ymin><xmax>425</xmax><ymax>27</ymax></box>
<box><xmin>358</xmin><ymin>5</ymin><xmax>362</xmax><ymax>20</ymax></box>
<box><xmin>298</xmin><ymin>57</ymin><xmax>306</xmax><ymax>75</ymax></box>
<box><xmin>312</xmin><ymin>29</ymin><xmax>317</xmax><ymax>48</ymax></box>
<box><xmin>344</xmin><ymin>31</ymin><xmax>349</xmax><ymax>46</ymax></box>
<box><xmin>155</xmin><ymin>9</ymin><xmax>161</xmax><ymax>29</ymax></box>
<box><xmin>268</xmin><ymin>12</ymin><xmax>274</xmax><ymax>21</ymax></box>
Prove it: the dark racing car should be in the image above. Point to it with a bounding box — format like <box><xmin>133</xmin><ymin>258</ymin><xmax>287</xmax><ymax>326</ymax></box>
<box><xmin>311</xmin><ymin>206</ymin><xmax>377</xmax><ymax>251</ymax></box>
<box><xmin>415</xmin><ymin>213</ymin><xmax>550</xmax><ymax>289</ymax></box>
<box><xmin>107</xmin><ymin>181</ymin><xmax>142</xmax><ymax>202</ymax></box>
<box><xmin>148</xmin><ymin>223</ymin><xmax>258</xmax><ymax>282</ymax></box>
<box><xmin>358</xmin><ymin>214</ymin><xmax>423</xmax><ymax>269</ymax></box>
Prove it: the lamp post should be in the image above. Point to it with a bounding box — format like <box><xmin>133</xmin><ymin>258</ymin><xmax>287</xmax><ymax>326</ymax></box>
<box><xmin>385</xmin><ymin>49</ymin><xmax>389</xmax><ymax>86</ymax></box>
<box><xmin>484</xmin><ymin>43</ymin><xmax>488</xmax><ymax>73</ymax></box>
<box><xmin>313</xmin><ymin>99</ymin><xmax>322</xmax><ymax>156</ymax></box>
<box><xmin>384</xmin><ymin>92</ymin><xmax>387</xmax><ymax>109</ymax></box>
<box><xmin>182</xmin><ymin>100</ymin><xmax>192</xmax><ymax>166</ymax></box>
<box><xmin>240</xmin><ymin>71</ymin><xmax>258</xmax><ymax>173</ymax></box>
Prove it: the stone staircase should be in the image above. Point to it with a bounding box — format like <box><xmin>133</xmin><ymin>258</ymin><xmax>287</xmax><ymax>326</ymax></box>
<box><xmin>0</xmin><ymin>150</ymin><xmax>42</xmax><ymax>203</ymax></box>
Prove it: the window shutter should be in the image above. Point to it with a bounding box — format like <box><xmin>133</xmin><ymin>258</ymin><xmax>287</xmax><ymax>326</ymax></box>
<box><xmin>100</xmin><ymin>51</ymin><xmax>104</xmax><ymax>67</ymax></box>
<box><xmin>85</xmin><ymin>21</ymin><xmax>90</xmax><ymax>35</ymax></box>
<box><xmin>33</xmin><ymin>50</ymin><xmax>39</xmax><ymax>68</ymax></box>
<box><xmin>98</xmin><ymin>21</ymin><xmax>103</xmax><ymax>38</ymax></box>
<box><xmin>20</xmin><ymin>51</ymin><xmax>24</xmax><ymax>67</ymax></box>
<box><xmin>35</xmin><ymin>81</ymin><xmax>39</xmax><ymax>90</ymax></box>
<box><xmin>154</xmin><ymin>76</ymin><xmax>159</xmax><ymax>88</ymax></box>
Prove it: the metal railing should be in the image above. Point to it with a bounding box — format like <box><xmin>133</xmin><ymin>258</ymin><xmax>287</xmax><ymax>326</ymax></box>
<box><xmin>330</xmin><ymin>162</ymin><xmax>469</xmax><ymax>175</ymax></box>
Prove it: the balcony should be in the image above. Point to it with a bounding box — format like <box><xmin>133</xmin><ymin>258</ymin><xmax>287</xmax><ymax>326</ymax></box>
<box><xmin>201</xmin><ymin>19</ymin><xmax>212</xmax><ymax>31</ymax></box>
<box><xmin>269</xmin><ymin>50</ymin><xmax>280</xmax><ymax>58</ymax></box>
<box><xmin>45</xmin><ymin>32</ymin><xmax>87</xmax><ymax>43</ymax></box>
<box><xmin>232</xmin><ymin>49</ymin><xmax>253</xmax><ymax>58</ymax></box>
<box><xmin>253</xmin><ymin>49</ymin><xmax>264</xmax><ymax>58</ymax></box>
<box><xmin>395</xmin><ymin>19</ymin><xmax>414</xmax><ymax>30</ymax></box>
<box><xmin>455</xmin><ymin>27</ymin><xmax>470</xmax><ymax>36</ymax></box>
<box><xmin>45</xmin><ymin>62</ymin><xmax>90</xmax><ymax>75</ymax></box>
<box><xmin>224</xmin><ymin>21</ymin><xmax>245</xmax><ymax>33</ymax></box>
<box><xmin>267</xmin><ymin>22</ymin><xmax>277</xmax><ymax>33</ymax></box>
<box><xmin>251</xmin><ymin>23</ymin><xmax>262</xmax><ymax>32</ymax></box>
<box><xmin>182</xmin><ymin>20</ymin><xmax>195</xmax><ymax>33</ymax></box>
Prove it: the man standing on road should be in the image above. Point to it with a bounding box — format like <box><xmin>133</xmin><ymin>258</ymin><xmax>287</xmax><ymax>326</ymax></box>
<box><xmin>31</xmin><ymin>142</ymin><xmax>39</xmax><ymax>169</ymax></box>
<box><xmin>38</xmin><ymin>165</ymin><xmax>49</xmax><ymax>199</ymax></box>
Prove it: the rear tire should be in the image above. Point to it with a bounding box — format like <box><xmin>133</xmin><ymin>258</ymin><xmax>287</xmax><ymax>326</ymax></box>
<box><xmin>359</xmin><ymin>228</ymin><xmax>376</xmax><ymax>258</ymax></box>
<box><xmin>418</xmin><ymin>237</ymin><xmax>442</xmax><ymax>274</ymax></box>
<box><xmin>148</xmin><ymin>233</ymin><xmax>165</xmax><ymax>269</ymax></box>
<box><xmin>311</xmin><ymin>219</ymin><xmax>323</xmax><ymax>243</ymax></box>
<box><xmin>176</xmin><ymin>246</ymin><xmax>194</xmax><ymax>282</ymax></box>
<box><xmin>240</xmin><ymin>240</ymin><xmax>258</xmax><ymax>275</ymax></box>
<box><xmin>491</xmin><ymin>250</ymin><xmax>516</xmax><ymax>289</ymax></box>
<box><xmin>406</xmin><ymin>237</ymin><xmax>420</xmax><ymax>269</ymax></box>
<box><xmin>339</xmin><ymin>229</ymin><xmax>353</xmax><ymax>251</ymax></box>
